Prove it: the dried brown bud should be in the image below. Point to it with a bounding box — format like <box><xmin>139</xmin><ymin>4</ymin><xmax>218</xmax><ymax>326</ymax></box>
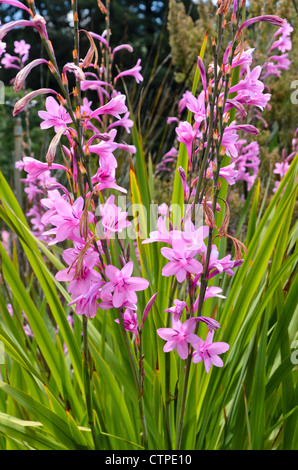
<box><xmin>79</xmin><ymin>194</ymin><xmax>93</xmax><ymax>240</ymax></box>
<box><xmin>217</xmin><ymin>197</ymin><xmax>230</xmax><ymax>237</ymax></box>
<box><xmin>97</xmin><ymin>0</ymin><xmax>108</xmax><ymax>15</ymax></box>
<box><xmin>78</xmin><ymin>161</ymin><xmax>86</xmax><ymax>175</ymax></box>
<box><xmin>216</xmin><ymin>0</ymin><xmax>233</xmax><ymax>17</ymax></box>
<box><xmin>203</xmin><ymin>186</ymin><xmax>218</xmax><ymax>229</ymax></box>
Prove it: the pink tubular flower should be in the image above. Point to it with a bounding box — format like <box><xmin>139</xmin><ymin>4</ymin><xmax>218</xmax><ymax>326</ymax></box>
<box><xmin>202</xmin><ymin>244</ymin><xmax>243</xmax><ymax>280</ymax></box>
<box><xmin>219</xmin><ymin>162</ymin><xmax>238</xmax><ymax>185</ymax></box>
<box><xmin>101</xmin><ymin>261</ymin><xmax>149</xmax><ymax>309</ymax></box>
<box><xmin>229</xmin><ymin>65</ymin><xmax>271</xmax><ymax>111</ymax></box>
<box><xmin>0</xmin><ymin>20</ymin><xmax>36</xmax><ymax>41</ymax></box>
<box><xmin>98</xmin><ymin>292</ymin><xmax>137</xmax><ymax>311</ymax></box>
<box><xmin>55</xmin><ymin>246</ymin><xmax>102</xmax><ymax>296</ymax></box>
<box><xmin>14</xmin><ymin>39</ymin><xmax>30</xmax><ymax>58</ymax></box>
<box><xmin>22</xmin><ymin>157</ymin><xmax>67</xmax><ymax>180</ymax></box>
<box><xmin>142</xmin><ymin>215</ymin><xmax>171</xmax><ymax>245</ymax></box>
<box><xmin>91</xmin><ymin>164</ymin><xmax>127</xmax><ymax>193</ymax></box>
<box><xmin>185</xmin><ymin>90</ymin><xmax>206</xmax><ymax>127</ymax></box>
<box><xmin>193</xmin><ymin>285</ymin><xmax>226</xmax><ymax>312</ymax></box>
<box><xmin>176</xmin><ymin>121</ymin><xmax>197</xmax><ymax>165</ymax></box>
<box><xmin>115</xmin><ymin>309</ymin><xmax>139</xmax><ymax>342</ymax></box>
<box><xmin>239</xmin><ymin>15</ymin><xmax>285</xmax><ymax>32</ymax></box>
<box><xmin>165</xmin><ymin>299</ymin><xmax>188</xmax><ymax>321</ymax></box>
<box><xmin>1</xmin><ymin>53</ymin><xmax>20</xmax><ymax>70</ymax></box>
<box><xmin>161</xmin><ymin>238</ymin><xmax>203</xmax><ymax>283</ymax></box>
<box><xmin>14</xmin><ymin>58</ymin><xmax>49</xmax><ymax>93</ymax></box>
<box><xmin>38</xmin><ymin>96</ymin><xmax>72</xmax><ymax>132</ymax></box>
<box><xmin>44</xmin><ymin>196</ymin><xmax>94</xmax><ymax>244</ymax></box>
<box><xmin>157</xmin><ymin>317</ymin><xmax>198</xmax><ymax>360</ymax></box>
<box><xmin>269</xmin><ymin>19</ymin><xmax>293</xmax><ymax>53</ymax></box>
<box><xmin>191</xmin><ymin>330</ymin><xmax>229</xmax><ymax>372</ymax></box>
<box><xmin>90</xmin><ymin>93</ymin><xmax>128</xmax><ymax>120</ymax></box>
<box><xmin>98</xmin><ymin>195</ymin><xmax>130</xmax><ymax>240</ymax></box>
<box><xmin>68</xmin><ymin>281</ymin><xmax>103</xmax><ymax>318</ymax></box>
<box><xmin>13</xmin><ymin>88</ymin><xmax>58</xmax><ymax>116</ymax></box>
<box><xmin>114</xmin><ymin>58</ymin><xmax>143</xmax><ymax>84</ymax></box>
<box><xmin>89</xmin><ymin>129</ymin><xmax>119</xmax><ymax>169</ymax></box>
<box><xmin>178</xmin><ymin>166</ymin><xmax>190</xmax><ymax>200</ymax></box>
<box><xmin>0</xmin><ymin>0</ymin><xmax>32</xmax><ymax>15</ymax></box>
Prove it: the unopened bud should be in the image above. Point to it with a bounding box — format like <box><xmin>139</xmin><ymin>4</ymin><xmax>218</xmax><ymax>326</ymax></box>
<box><xmin>119</xmin><ymin>254</ymin><xmax>126</xmax><ymax>268</ymax></box>
<box><xmin>75</xmin><ymin>106</ymin><xmax>81</xmax><ymax>120</ymax></box>
<box><xmin>48</xmin><ymin>61</ymin><xmax>57</xmax><ymax>74</ymax></box>
<box><xmin>73</xmin><ymin>48</ymin><xmax>78</xmax><ymax>61</ymax></box>
<box><xmin>78</xmin><ymin>161</ymin><xmax>86</xmax><ymax>175</ymax></box>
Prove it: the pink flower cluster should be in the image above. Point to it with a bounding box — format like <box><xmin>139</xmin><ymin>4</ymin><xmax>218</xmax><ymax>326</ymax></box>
<box><xmin>4</xmin><ymin>1</ymin><xmax>150</xmax><ymax>335</ymax></box>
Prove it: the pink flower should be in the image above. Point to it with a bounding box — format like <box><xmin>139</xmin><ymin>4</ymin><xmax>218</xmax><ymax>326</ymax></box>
<box><xmin>90</xmin><ymin>93</ymin><xmax>128</xmax><ymax>120</ymax></box>
<box><xmin>114</xmin><ymin>58</ymin><xmax>143</xmax><ymax>84</ymax></box>
<box><xmin>219</xmin><ymin>162</ymin><xmax>238</xmax><ymax>185</ymax></box>
<box><xmin>0</xmin><ymin>0</ymin><xmax>32</xmax><ymax>15</ymax></box>
<box><xmin>191</xmin><ymin>330</ymin><xmax>229</xmax><ymax>372</ymax></box>
<box><xmin>38</xmin><ymin>96</ymin><xmax>72</xmax><ymax>133</ymax></box>
<box><xmin>14</xmin><ymin>58</ymin><xmax>49</xmax><ymax>92</ymax></box>
<box><xmin>142</xmin><ymin>215</ymin><xmax>171</xmax><ymax>245</ymax></box>
<box><xmin>157</xmin><ymin>317</ymin><xmax>198</xmax><ymax>360</ymax></box>
<box><xmin>165</xmin><ymin>299</ymin><xmax>188</xmax><ymax>321</ymax></box>
<box><xmin>115</xmin><ymin>309</ymin><xmax>139</xmax><ymax>342</ymax></box>
<box><xmin>68</xmin><ymin>281</ymin><xmax>103</xmax><ymax>318</ymax></box>
<box><xmin>13</xmin><ymin>88</ymin><xmax>58</xmax><ymax>116</ymax></box>
<box><xmin>178</xmin><ymin>166</ymin><xmax>190</xmax><ymax>200</ymax></box>
<box><xmin>269</xmin><ymin>19</ymin><xmax>293</xmax><ymax>53</ymax></box>
<box><xmin>98</xmin><ymin>292</ymin><xmax>137</xmax><ymax>311</ymax></box>
<box><xmin>98</xmin><ymin>195</ymin><xmax>130</xmax><ymax>239</ymax></box>
<box><xmin>89</xmin><ymin>129</ymin><xmax>119</xmax><ymax>169</ymax></box>
<box><xmin>91</xmin><ymin>164</ymin><xmax>127</xmax><ymax>193</ymax></box>
<box><xmin>56</xmin><ymin>246</ymin><xmax>102</xmax><ymax>296</ymax></box>
<box><xmin>14</xmin><ymin>39</ymin><xmax>30</xmax><ymax>59</ymax></box>
<box><xmin>176</xmin><ymin>121</ymin><xmax>197</xmax><ymax>165</ymax></box>
<box><xmin>101</xmin><ymin>261</ymin><xmax>149</xmax><ymax>309</ymax></box>
<box><xmin>161</xmin><ymin>238</ymin><xmax>203</xmax><ymax>283</ymax></box>
<box><xmin>229</xmin><ymin>66</ymin><xmax>271</xmax><ymax>110</ymax></box>
<box><xmin>185</xmin><ymin>90</ymin><xmax>206</xmax><ymax>127</ymax></box>
<box><xmin>1</xmin><ymin>53</ymin><xmax>20</xmax><ymax>70</ymax></box>
<box><xmin>44</xmin><ymin>196</ymin><xmax>94</xmax><ymax>244</ymax></box>
<box><xmin>22</xmin><ymin>156</ymin><xmax>67</xmax><ymax>180</ymax></box>
<box><xmin>107</xmin><ymin>111</ymin><xmax>134</xmax><ymax>134</ymax></box>
<box><xmin>202</xmin><ymin>245</ymin><xmax>243</xmax><ymax>280</ymax></box>
<box><xmin>193</xmin><ymin>285</ymin><xmax>226</xmax><ymax>312</ymax></box>
<box><xmin>239</xmin><ymin>15</ymin><xmax>285</xmax><ymax>32</ymax></box>
<box><xmin>158</xmin><ymin>203</ymin><xmax>169</xmax><ymax>216</ymax></box>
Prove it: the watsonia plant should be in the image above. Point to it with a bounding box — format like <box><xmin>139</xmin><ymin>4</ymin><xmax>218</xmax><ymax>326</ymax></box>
<box><xmin>0</xmin><ymin>0</ymin><xmax>297</xmax><ymax>451</ymax></box>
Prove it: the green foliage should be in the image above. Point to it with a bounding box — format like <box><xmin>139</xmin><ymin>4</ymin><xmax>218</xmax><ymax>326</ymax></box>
<box><xmin>0</xmin><ymin>144</ymin><xmax>297</xmax><ymax>450</ymax></box>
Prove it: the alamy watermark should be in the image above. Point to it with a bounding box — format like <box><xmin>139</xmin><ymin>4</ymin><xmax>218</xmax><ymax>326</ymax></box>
<box><xmin>291</xmin><ymin>80</ymin><xmax>298</xmax><ymax>104</ymax></box>
<box><xmin>94</xmin><ymin>199</ymin><xmax>204</xmax><ymax>241</ymax></box>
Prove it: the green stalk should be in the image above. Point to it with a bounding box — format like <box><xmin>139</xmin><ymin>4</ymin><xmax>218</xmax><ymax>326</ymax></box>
<box><xmin>82</xmin><ymin>315</ymin><xmax>100</xmax><ymax>449</ymax></box>
<box><xmin>118</xmin><ymin>310</ymin><xmax>149</xmax><ymax>449</ymax></box>
<box><xmin>165</xmin><ymin>277</ymin><xmax>178</xmax><ymax>449</ymax></box>
<box><xmin>176</xmin><ymin>4</ymin><xmax>244</xmax><ymax>448</ymax></box>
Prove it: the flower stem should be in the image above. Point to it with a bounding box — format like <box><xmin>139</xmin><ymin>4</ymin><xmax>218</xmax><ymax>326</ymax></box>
<box><xmin>175</xmin><ymin>354</ymin><xmax>192</xmax><ymax>450</ymax></box>
<box><xmin>118</xmin><ymin>310</ymin><xmax>149</xmax><ymax>449</ymax></box>
<box><xmin>82</xmin><ymin>315</ymin><xmax>100</xmax><ymax>450</ymax></box>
